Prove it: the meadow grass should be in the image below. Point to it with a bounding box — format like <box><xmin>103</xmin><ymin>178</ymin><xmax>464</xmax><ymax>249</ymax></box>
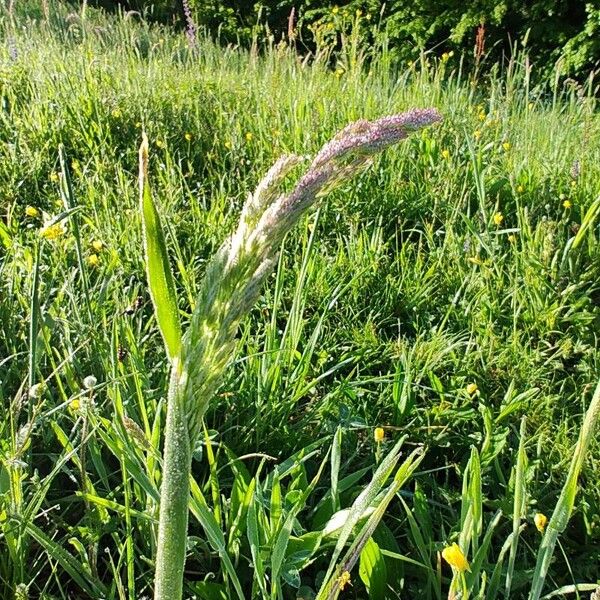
<box><xmin>1</xmin><ymin>2</ymin><xmax>600</xmax><ymax>599</ymax></box>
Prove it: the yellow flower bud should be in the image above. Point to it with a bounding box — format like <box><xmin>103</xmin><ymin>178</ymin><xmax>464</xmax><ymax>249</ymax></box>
<box><xmin>466</xmin><ymin>383</ymin><xmax>478</xmax><ymax>395</ymax></box>
<box><xmin>442</xmin><ymin>543</ymin><xmax>470</xmax><ymax>573</ymax></box>
<box><xmin>534</xmin><ymin>513</ymin><xmax>548</xmax><ymax>533</ymax></box>
<box><xmin>374</xmin><ymin>427</ymin><xmax>385</xmax><ymax>443</ymax></box>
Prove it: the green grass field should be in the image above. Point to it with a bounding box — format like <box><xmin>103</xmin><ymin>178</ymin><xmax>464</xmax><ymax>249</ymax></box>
<box><xmin>1</xmin><ymin>3</ymin><xmax>600</xmax><ymax>599</ymax></box>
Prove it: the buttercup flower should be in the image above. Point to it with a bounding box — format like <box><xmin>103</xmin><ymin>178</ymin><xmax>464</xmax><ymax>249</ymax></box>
<box><xmin>92</xmin><ymin>239</ymin><xmax>103</xmax><ymax>252</ymax></box>
<box><xmin>40</xmin><ymin>220</ymin><xmax>66</xmax><ymax>240</ymax></box>
<box><xmin>374</xmin><ymin>427</ymin><xmax>385</xmax><ymax>442</ymax></box>
<box><xmin>466</xmin><ymin>383</ymin><xmax>478</xmax><ymax>395</ymax></box>
<box><xmin>25</xmin><ymin>206</ymin><xmax>40</xmax><ymax>218</ymax></box>
<box><xmin>442</xmin><ymin>543</ymin><xmax>470</xmax><ymax>572</ymax></box>
<box><xmin>493</xmin><ymin>212</ymin><xmax>504</xmax><ymax>226</ymax></box>
<box><xmin>502</xmin><ymin>141</ymin><xmax>511</xmax><ymax>151</ymax></box>
<box><xmin>534</xmin><ymin>512</ymin><xmax>548</xmax><ymax>533</ymax></box>
<box><xmin>563</xmin><ymin>199</ymin><xmax>572</xmax><ymax>209</ymax></box>
<box><xmin>87</xmin><ymin>253</ymin><xmax>99</xmax><ymax>267</ymax></box>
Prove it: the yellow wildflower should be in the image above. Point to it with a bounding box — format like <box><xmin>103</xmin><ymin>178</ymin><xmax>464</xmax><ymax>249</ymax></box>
<box><xmin>528</xmin><ymin>102</ymin><xmax>534</xmax><ymax>110</ymax></box>
<box><xmin>49</xmin><ymin>171</ymin><xmax>59</xmax><ymax>183</ymax></box>
<box><xmin>355</xmin><ymin>8</ymin><xmax>362</xmax><ymax>17</ymax></box>
<box><xmin>224</xmin><ymin>140</ymin><xmax>232</xmax><ymax>150</ymax></box>
<box><xmin>87</xmin><ymin>253</ymin><xmax>99</xmax><ymax>267</ymax></box>
<box><xmin>111</xmin><ymin>108</ymin><xmax>122</xmax><ymax>118</ymax></box>
<box><xmin>534</xmin><ymin>512</ymin><xmax>548</xmax><ymax>533</ymax></box>
<box><xmin>516</xmin><ymin>184</ymin><xmax>524</xmax><ymax>193</ymax></box>
<box><xmin>442</xmin><ymin>543</ymin><xmax>470</xmax><ymax>573</ymax></box>
<box><xmin>473</xmin><ymin>129</ymin><xmax>482</xmax><ymax>140</ymax></box>
<box><xmin>441</xmin><ymin>149</ymin><xmax>450</xmax><ymax>160</ymax></box>
<box><xmin>245</xmin><ymin>132</ymin><xmax>253</xmax><ymax>142</ymax></box>
<box><xmin>508</xmin><ymin>234</ymin><xmax>516</xmax><ymax>244</ymax></box>
<box><xmin>25</xmin><ymin>206</ymin><xmax>40</xmax><ymax>218</ymax></box>
<box><xmin>335</xmin><ymin>68</ymin><xmax>344</xmax><ymax>77</ymax></box>
<box><xmin>40</xmin><ymin>221</ymin><xmax>66</xmax><ymax>241</ymax></box>
<box><xmin>156</xmin><ymin>139</ymin><xmax>165</xmax><ymax>149</ymax></box>
<box><xmin>502</xmin><ymin>141</ymin><xmax>511</xmax><ymax>151</ymax></box>
<box><xmin>332</xmin><ymin>5</ymin><xmax>339</xmax><ymax>14</ymax></box>
<box><xmin>493</xmin><ymin>212</ymin><xmax>504</xmax><ymax>226</ymax></box>
<box><xmin>478</xmin><ymin>111</ymin><xmax>486</xmax><ymax>121</ymax></box>
<box><xmin>135</xmin><ymin>121</ymin><xmax>142</xmax><ymax>128</ymax></box>
<box><xmin>466</xmin><ymin>383</ymin><xmax>478</xmax><ymax>396</ymax></box>
<box><xmin>91</xmin><ymin>239</ymin><xmax>103</xmax><ymax>252</ymax></box>
<box><xmin>441</xmin><ymin>51</ymin><xmax>452</xmax><ymax>62</ymax></box>
<box><xmin>570</xmin><ymin>180</ymin><xmax>577</xmax><ymax>187</ymax></box>
<box><xmin>70</xmin><ymin>398</ymin><xmax>80</xmax><ymax>411</ymax></box>
<box><xmin>563</xmin><ymin>199</ymin><xmax>572</xmax><ymax>209</ymax></box>
<box><xmin>184</xmin><ymin>132</ymin><xmax>192</xmax><ymax>142</ymax></box>
<box><xmin>337</xmin><ymin>571</ymin><xmax>351</xmax><ymax>590</ymax></box>
<box><xmin>374</xmin><ymin>427</ymin><xmax>385</xmax><ymax>443</ymax></box>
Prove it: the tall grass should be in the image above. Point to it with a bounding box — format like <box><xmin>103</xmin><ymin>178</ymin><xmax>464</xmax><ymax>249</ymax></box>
<box><xmin>0</xmin><ymin>2</ymin><xmax>600</xmax><ymax>599</ymax></box>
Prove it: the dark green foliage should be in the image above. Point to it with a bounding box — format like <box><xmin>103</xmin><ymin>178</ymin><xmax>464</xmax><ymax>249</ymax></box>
<box><xmin>112</xmin><ymin>0</ymin><xmax>600</xmax><ymax>77</ymax></box>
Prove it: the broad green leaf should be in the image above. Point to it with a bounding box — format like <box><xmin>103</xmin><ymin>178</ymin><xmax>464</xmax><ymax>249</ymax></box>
<box><xmin>139</xmin><ymin>134</ymin><xmax>182</xmax><ymax>361</ymax></box>
<box><xmin>359</xmin><ymin>538</ymin><xmax>387</xmax><ymax>599</ymax></box>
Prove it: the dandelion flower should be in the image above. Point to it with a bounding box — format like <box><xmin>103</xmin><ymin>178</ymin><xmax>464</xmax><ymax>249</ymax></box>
<box><xmin>466</xmin><ymin>383</ymin><xmax>478</xmax><ymax>395</ymax></box>
<box><xmin>83</xmin><ymin>375</ymin><xmax>97</xmax><ymax>389</ymax></box>
<box><xmin>91</xmin><ymin>239</ymin><xmax>103</xmax><ymax>252</ymax></box>
<box><xmin>563</xmin><ymin>199</ymin><xmax>572</xmax><ymax>209</ymax></box>
<box><xmin>87</xmin><ymin>253</ymin><xmax>100</xmax><ymax>266</ymax></box>
<box><xmin>442</xmin><ymin>543</ymin><xmax>470</xmax><ymax>573</ymax></box>
<box><xmin>70</xmin><ymin>398</ymin><xmax>80</xmax><ymax>411</ymax></box>
<box><xmin>374</xmin><ymin>427</ymin><xmax>385</xmax><ymax>442</ymax></box>
<box><xmin>534</xmin><ymin>512</ymin><xmax>548</xmax><ymax>533</ymax></box>
<box><xmin>40</xmin><ymin>221</ymin><xmax>66</xmax><ymax>240</ymax></box>
<box><xmin>493</xmin><ymin>212</ymin><xmax>504</xmax><ymax>226</ymax></box>
<box><xmin>441</xmin><ymin>149</ymin><xmax>450</xmax><ymax>160</ymax></box>
<box><xmin>25</xmin><ymin>206</ymin><xmax>40</xmax><ymax>218</ymax></box>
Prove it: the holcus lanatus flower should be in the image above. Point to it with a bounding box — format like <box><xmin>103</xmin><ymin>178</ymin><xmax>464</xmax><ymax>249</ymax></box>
<box><xmin>442</xmin><ymin>543</ymin><xmax>470</xmax><ymax>572</ymax></box>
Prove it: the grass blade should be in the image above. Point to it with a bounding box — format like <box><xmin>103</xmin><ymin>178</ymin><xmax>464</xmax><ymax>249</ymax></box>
<box><xmin>138</xmin><ymin>133</ymin><xmax>182</xmax><ymax>361</ymax></box>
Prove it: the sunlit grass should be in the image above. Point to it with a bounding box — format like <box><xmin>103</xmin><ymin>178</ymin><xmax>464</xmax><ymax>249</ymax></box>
<box><xmin>1</xmin><ymin>2</ymin><xmax>600</xmax><ymax>599</ymax></box>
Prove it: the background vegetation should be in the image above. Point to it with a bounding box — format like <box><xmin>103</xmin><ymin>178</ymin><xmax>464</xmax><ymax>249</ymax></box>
<box><xmin>92</xmin><ymin>0</ymin><xmax>600</xmax><ymax>78</ymax></box>
<box><xmin>1</xmin><ymin>1</ymin><xmax>600</xmax><ymax>599</ymax></box>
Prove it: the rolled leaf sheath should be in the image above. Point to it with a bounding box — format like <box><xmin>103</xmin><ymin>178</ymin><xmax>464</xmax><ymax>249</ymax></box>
<box><xmin>154</xmin><ymin>367</ymin><xmax>192</xmax><ymax>600</ymax></box>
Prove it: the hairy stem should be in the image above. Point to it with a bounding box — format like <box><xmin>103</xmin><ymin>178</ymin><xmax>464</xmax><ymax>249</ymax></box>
<box><xmin>154</xmin><ymin>364</ymin><xmax>192</xmax><ymax>600</ymax></box>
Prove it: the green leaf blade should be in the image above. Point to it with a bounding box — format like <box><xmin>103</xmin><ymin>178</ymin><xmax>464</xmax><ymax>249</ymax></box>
<box><xmin>139</xmin><ymin>134</ymin><xmax>182</xmax><ymax>361</ymax></box>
